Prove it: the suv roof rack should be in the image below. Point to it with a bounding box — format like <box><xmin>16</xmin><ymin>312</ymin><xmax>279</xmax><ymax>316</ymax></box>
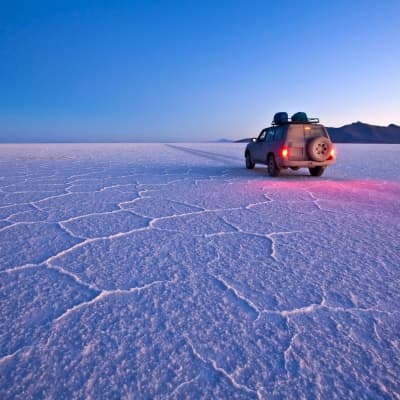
<box><xmin>272</xmin><ymin>117</ymin><xmax>320</xmax><ymax>126</ymax></box>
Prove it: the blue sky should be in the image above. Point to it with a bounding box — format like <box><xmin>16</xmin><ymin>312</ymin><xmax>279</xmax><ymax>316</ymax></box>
<box><xmin>1</xmin><ymin>0</ymin><xmax>399</xmax><ymax>142</ymax></box>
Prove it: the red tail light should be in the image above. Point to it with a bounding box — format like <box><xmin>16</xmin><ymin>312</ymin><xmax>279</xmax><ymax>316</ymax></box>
<box><xmin>330</xmin><ymin>148</ymin><xmax>335</xmax><ymax>158</ymax></box>
<box><xmin>281</xmin><ymin>147</ymin><xmax>289</xmax><ymax>158</ymax></box>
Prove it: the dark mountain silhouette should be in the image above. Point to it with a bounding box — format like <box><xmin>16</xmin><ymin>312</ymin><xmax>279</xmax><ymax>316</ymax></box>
<box><xmin>234</xmin><ymin>122</ymin><xmax>400</xmax><ymax>143</ymax></box>
<box><xmin>235</xmin><ymin>138</ymin><xmax>252</xmax><ymax>143</ymax></box>
<box><xmin>327</xmin><ymin>122</ymin><xmax>400</xmax><ymax>143</ymax></box>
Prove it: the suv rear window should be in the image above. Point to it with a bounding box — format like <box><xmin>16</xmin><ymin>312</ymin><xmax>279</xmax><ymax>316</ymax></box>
<box><xmin>287</xmin><ymin>124</ymin><xmax>328</xmax><ymax>140</ymax></box>
<box><xmin>305</xmin><ymin>125</ymin><xmax>328</xmax><ymax>138</ymax></box>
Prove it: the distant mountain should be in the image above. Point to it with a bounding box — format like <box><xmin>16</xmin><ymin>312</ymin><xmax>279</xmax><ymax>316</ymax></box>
<box><xmin>235</xmin><ymin>138</ymin><xmax>252</xmax><ymax>143</ymax></box>
<box><xmin>327</xmin><ymin>122</ymin><xmax>400</xmax><ymax>143</ymax></box>
<box><xmin>234</xmin><ymin>122</ymin><xmax>400</xmax><ymax>144</ymax></box>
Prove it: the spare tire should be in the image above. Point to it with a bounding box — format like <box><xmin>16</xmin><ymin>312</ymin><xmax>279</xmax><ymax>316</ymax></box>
<box><xmin>307</xmin><ymin>137</ymin><xmax>332</xmax><ymax>162</ymax></box>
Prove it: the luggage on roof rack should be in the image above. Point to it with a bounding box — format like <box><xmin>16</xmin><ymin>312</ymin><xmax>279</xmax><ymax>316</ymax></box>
<box><xmin>271</xmin><ymin>112</ymin><xmax>320</xmax><ymax>125</ymax></box>
<box><xmin>291</xmin><ymin>112</ymin><xmax>308</xmax><ymax>122</ymax></box>
<box><xmin>273</xmin><ymin>112</ymin><xmax>289</xmax><ymax>125</ymax></box>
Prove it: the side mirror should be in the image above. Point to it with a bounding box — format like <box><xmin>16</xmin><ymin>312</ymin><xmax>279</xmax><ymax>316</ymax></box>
<box><xmin>252</xmin><ymin>138</ymin><xmax>257</xmax><ymax>143</ymax></box>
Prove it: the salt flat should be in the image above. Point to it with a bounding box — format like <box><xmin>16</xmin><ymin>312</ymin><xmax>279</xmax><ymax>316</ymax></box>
<box><xmin>0</xmin><ymin>143</ymin><xmax>399</xmax><ymax>399</ymax></box>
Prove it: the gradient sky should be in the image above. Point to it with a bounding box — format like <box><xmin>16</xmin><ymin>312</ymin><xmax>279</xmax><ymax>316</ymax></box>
<box><xmin>1</xmin><ymin>0</ymin><xmax>399</xmax><ymax>142</ymax></box>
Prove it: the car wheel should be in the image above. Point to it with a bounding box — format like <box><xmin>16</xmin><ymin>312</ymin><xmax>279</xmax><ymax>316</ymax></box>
<box><xmin>245</xmin><ymin>152</ymin><xmax>255</xmax><ymax>169</ymax></box>
<box><xmin>309</xmin><ymin>166</ymin><xmax>325</xmax><ymax>177</ymax></box>
<box><xmin>307</xmin><ymin>137</ymin><xmax>332</xmax><ymax>162</ymax></box>
<box><xmin>268</xmin><ymin>155</ymin><xmax>280</xmax><ymax>177</ymax></box>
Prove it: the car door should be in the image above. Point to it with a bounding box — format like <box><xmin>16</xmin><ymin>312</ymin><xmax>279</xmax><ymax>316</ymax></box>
<box><xmin>252</xmin><ymin>129</ymin><xmax>267</xmax><ymax>162</ymax></box>
<box><xmin>255</xmin><ymin>128</ymin><xmax>275</xmax><ymax>163</ymax></box>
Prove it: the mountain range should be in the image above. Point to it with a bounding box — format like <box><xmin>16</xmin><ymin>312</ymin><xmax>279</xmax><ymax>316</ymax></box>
<box><xmin>234</xmin><ymin>122</ymin><xmax>400</xmax><ymax>143</ymax></box>
<box><xmin>326</xmin><ymin>122</ymin><xmax>400</xmax><ymax>143</ymax></box>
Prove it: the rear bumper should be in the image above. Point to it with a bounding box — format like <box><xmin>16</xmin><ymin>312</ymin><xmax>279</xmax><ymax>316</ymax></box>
<box><xmin>277</xmin><ymin>158</ymin><xmax>336</xmax><ymax>168</ymax></box>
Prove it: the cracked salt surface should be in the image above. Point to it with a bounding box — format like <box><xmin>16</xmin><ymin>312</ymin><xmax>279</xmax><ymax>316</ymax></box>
<box><xmin>0</xmin><ymin>143</ymin><xmax>399</xmax><ymax>399</ymax></box>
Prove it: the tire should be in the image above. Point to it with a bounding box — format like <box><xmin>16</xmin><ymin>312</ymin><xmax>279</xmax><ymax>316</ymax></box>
<box><xmin>309</xmin><ymin>166</ymin><xmax>325</xmax><ymax>177</ymax></box>
<box><xmin>245</xmin><ymin>152</ymin><xmax>255</xmax><ymax>169</ymax></box>
<box><xmin>268</xmin><ymin>155</ymin><xmax>280</xmax><ymax>177</ymax></box>
<box><xmin>307</xmin><ymin>137</ymin><xmax>332</xmax><ymax>162</ymax></box>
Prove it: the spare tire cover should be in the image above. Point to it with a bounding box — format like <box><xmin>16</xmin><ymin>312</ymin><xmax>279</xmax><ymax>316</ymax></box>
<box><xmin>307</xmin><ymin>137</ymin><xmax>332</xmax><ymax>162</ymax></box>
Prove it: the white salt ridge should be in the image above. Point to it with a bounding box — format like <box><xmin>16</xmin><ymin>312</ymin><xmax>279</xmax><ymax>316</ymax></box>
<box><xmin>0</xmin><ymin>143</ymin><xmax>399</xmax><ymax>399</ymax></box>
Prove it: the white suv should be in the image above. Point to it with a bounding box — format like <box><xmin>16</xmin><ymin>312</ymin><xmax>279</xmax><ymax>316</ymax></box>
<box><xmin>245</xmin><ymin>112</ymin><xmax>336</xmax><ymax>177</ymax></box>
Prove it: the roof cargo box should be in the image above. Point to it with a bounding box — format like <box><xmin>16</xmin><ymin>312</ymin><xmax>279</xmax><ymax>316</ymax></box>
<box><xmin>291</xmin><ymin>112</ymin><xmax>308</xmax><ymax>122</ymax></box>
<box><xmin>274</xmin><ymin>112</ymin><xmax>289</xmax><ymax>125</ymax></box>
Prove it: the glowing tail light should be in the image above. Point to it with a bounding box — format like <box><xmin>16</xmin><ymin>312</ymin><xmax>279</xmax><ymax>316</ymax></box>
<box><xmin>281</xmin><ymin>147</ymin><xmax>289</xmax><ymax>158</ymax></box>
<box><xmin>330</xmin><ymin>148</ymin><xmax>335</xmax><ymax>158</ymax></box>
